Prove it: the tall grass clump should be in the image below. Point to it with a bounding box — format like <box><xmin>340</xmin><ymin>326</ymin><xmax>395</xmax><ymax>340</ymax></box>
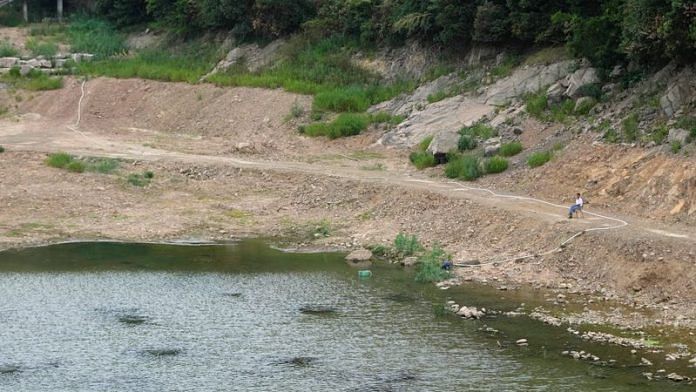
<box><xmin>25</xmin><ymin>38</ymin><xmax>58</xmax><ymax>57</ymax></box>
<box><xmin>394</xmin><ymin>233</ymin><xmax>423</xmax><ymax>257</ymax></box>
<box><xmin>0</xmin><ymin>40</ymin><xmax>18</xmax><ymax>57</ymax></box>
<box><xmin>675</xmin><ymin>116</ymin><xmax>696</xmax><ymax>140</ymax></box>
<box><xmin>484</xmin><ymin>156</ymin><xmax>509</xmax><ymax>173</ymax></box>
<box><xmin>409</xmin><ymin>135</ymin><xmax>436</xmax><ymax>169</ymax></box>
<box><xmin>301</xmin><ymin>113</ymin><xmax>370</xmax><ymax>139</ymax></box>
<box><xmin>445</xmin><ymin>155</ymin><xmax>482</xmax><ymax>180</ymax></box>
<box><xmin>458</xmin><ymin>134</ymin><xmax>477</xmax><ymax>151</ymax></box>
<box><xmin>499</xmin><ymin>141</ymin><xmax>523</xmax><ymax>156</ymax></box>
<box><xmin>527</xmin><ymin>151</ymin><xmax>552</xmax><ymax>167</ymax></box>
<box><xmin>46</xmin><ymin>152</ymin><xmax>73</xmax><ymax>168</ymax></box>
<box><xmin>68</xmin><ymin>18</ymin><xmax>126</xmax><ymax>58</ymax></box>
<box><xmin>460</xmin><ymin>123</ymin><xmax>496</xmax><ymax>140</ymax></box>
<box><xmin>77</xmin><ymin>40</ymin><xmax>219</xmax><ymax>83</ymax></box>
<box><xmin>622</xmin><ymin>113</ymin><xmax>639</xmax><ymax>142</ymax></box>
<box><xmin>415</xmin><ymin>245</ymin><xmax>451</xmax><ymax>283</ymax></box>
<box><xmin>3</xmin><ymin>68</ymin><xmax>63</xmax><ymax>91</ymax></box>
<box><xmin>524</xmin><ymin>91</ymin><xmax>548</xmax><ymax>119</ymax></box>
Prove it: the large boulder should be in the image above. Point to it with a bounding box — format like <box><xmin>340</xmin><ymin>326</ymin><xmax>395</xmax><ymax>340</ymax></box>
<box><xmin>564</xmin><ymin>67</ymin><xmax>600</xmax><ymax>98</ymax></box>
<box><xmin>660</xmin><ymin>67</ymin><xmax>696</xmax><ymax>117</ymax></box>
<box><xmin>345</xmin><ymin>249</ymin><xmax>373</xmax><ymax>265</ymax></box>
<box><xmin>546</xmin><ymin>81</ymin><xmax>567</xmax><ymax>105</ymax></box>
<box><xmin>668</xmin><ymin>128</ymin><xmax>690</xmax><ymax>145</ymax></box>
<box><xmin>426</xmin><ymin>129</ymin><xmax>460</xmax><ymax>156</ymax></box>
<box><xmin>0</xmin><ymin>57</ymin><xmax>18</xmax><ymax>68</ymax></box>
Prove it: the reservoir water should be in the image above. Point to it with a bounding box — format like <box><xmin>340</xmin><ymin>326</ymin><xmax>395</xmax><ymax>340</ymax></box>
<box><xmin>0</xmin><ymin>240</ymin><xmax>682</xmax><ymax>391</ymax></box>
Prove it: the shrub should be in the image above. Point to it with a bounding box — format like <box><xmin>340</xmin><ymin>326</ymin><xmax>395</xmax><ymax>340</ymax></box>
<box><xmin>671</xmin><ymin>141</ymin><xmax>682</xmax><ymax>154</ymax></box>
<box><xmin>144</xmin><ymin>170</ymin><xmax>154</xmax><ymax>179</ymax></box>
<box><xmin>415</xmin><ymin>245</ymin><xmax>451</xmax><ymax>283</ymax></box>
<box><xmin>127</xmin><ymin>173</ymin><xmax>151</xmax><ymax>187</ymax></box>
<box><xmin>67</xmin><ymin>161</ymin><xmax>86</xmax><ymax>173</ymax></box>
<box><xmin>0</xmin><ymin>145</ymin><xmax>4</xmax><ymax>153</ymax></box>
<box><xmin>622</xmin><ymin>113</ymin><xmax>639</xmax><ymax>142</ymax></box>
<box><xmin>410</xmin><ymin>151</ymin><xmax>436</xmax><ymax>169</ymax></box>
<box><xmin>650</xmin><ymin>125</ymin><xmax>669</xmax><ymax>144</ymax></box>
<box><xmin>460</xmin><ymin>123</ymin><xmax>495</xmax><ymax>140</ymax></box>
<box><xmin>46</xmin><ymin>152</ymin><xmax>73</xmax><ymax>168</ymax></box>
<box><xmin>499</xmin><ymin>141</ymin><xmax>522</xmax><ymax>156</ymax></box>
<box><xmin>527</xmin><ymin>151</ymin><xmax>552</xmax><ymax>168</ymax></box>
<box><xmin>575</xmin><ymin>84</ymin><xmax>602</xmax><ymax>100</ymax></box>
<box><xmin>445</xmin><ymin>155</ymin><xmax>481</xmax><ymax>181</ymax></box>
<box><xmin>484</xmin><ymin>156</ymin><xmax>509</xmax><ymax>174</ymax></box>
<box><xmin>574</xmin><ymin>98</ymin><xmax>597</xmax><ymax>115</ymax></box>
<box><xmin>68</xmin><ymin>17</ymin><xmax>126</xmax><ymax>58</ymax></box>
<box><xmin>524</xmin><ymin>91</ymin><xmax>548</xmax><ymax>119</ymax></box>
<box><xmin>87</xmin><ymin>158</ymin><xmax>119</xmax><ymax>174</ymax></box>
<box><xmin>1</xmin><ymin>68</ymin><xmax>63</xmax><ymax>91</ymax></box>
<box><xmin>675</xmin><ymin>116</ymin><xmax>696</xmax><ymax>140</ymax></box>
<box><xmin>302</xmin><ymin>113</ymin><xmax>370</xmax><ymax>139</ymax></box>
<box><xmin>394</xmin><ymin>233</ymin><xmax>423</xmax><ymax>257</ymax></box>
<box><xmin>313</xmin><ymin>86</ymin><xmax>371</xmax><ymax>112</ymax></box>
<box><xmin>458</xmin><ymin>134</ymin><xmax>477</xmax><ymax>151</ymax></box>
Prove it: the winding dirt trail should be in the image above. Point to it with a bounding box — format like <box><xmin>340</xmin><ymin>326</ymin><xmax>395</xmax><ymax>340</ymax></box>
<box><xmin>0</xmin><ymin>89</ymin><xmax>693</xmax><ymax>255</ymax></box>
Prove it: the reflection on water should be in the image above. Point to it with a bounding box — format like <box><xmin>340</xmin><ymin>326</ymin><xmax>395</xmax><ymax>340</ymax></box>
<box><xmin>0</xmin><ymin>240</ymin><xmax>676</xmax><ymax>391</ymax></box>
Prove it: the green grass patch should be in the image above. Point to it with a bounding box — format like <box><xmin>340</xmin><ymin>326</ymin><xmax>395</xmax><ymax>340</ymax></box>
<box><xmin>671</xmin><ymin>141</ymin><xmax>682</xmax><ymax>154</ymax></box>
<box><xmin>458</xmin><ymin>135</ymin><xmax>477</xmax><ymax>151</ymax></box>
<box><xmin>649</xmin><ymin>124</ymin><xmax>669</xmax><ymax>144</ymax></box>
<box><xmin>66</xmin><ymin>160</ymin><xmax>86</xmax><ymax>173</ymax></box>
<box><xmin>77</xmin><ymin>40</ymin><xmax>220</xmax><ymax>84</ymax></box>
<box><xmin>0</xmin><ymin>40</ymin><xmax>19</xmax><ymax>57</ymax></box>
<box><xmin>25</xmin><ymin>38</ymin><xmax>59</xmax><ymax>57</ymax></box>
<box><xmin>394</xmin><ymin>232</ymin><xmax>423</xmax><ymax>257</ymax></box>
<box><xmin>459</xmin><ymin>123</ymin><xmax>496</xmax><ymax>140</ymax></box>
<box><xmin>415</xmin><ymin>244</ymin><xmax>451</xmax><ymax>283</ymax></box>
<box><xmin>418</xmin><ymin>135</ymin><xmax>433</xmax><ymax>151</ymax></box>
<box><xmin>29</xmin><ymin>23</ymin><xmax>67</xmax><ymax>37</ymax></box>
<box><xmin>208</xmin><ymin>36</ymin><xmax>414</xmax><ymax>112</ymax></box>
<box><xmin>499</xmin><ymin>141</ymin><xmax>523</xmax><ymax>156</ymax></box>
<box><xmin>675</xmin><ymin>116</ymin><xmax>696</xmax><ymax>140</ymax></box>
<box><xmin>574</xmin><ymin>98</ymin><xmax>597</xmax><ymax>116</ymax></box>
<box><xmin>127</xmin><ymin>171</ymin><xmax>153</xmax><ymax>187</ymax></box>
<box><xmin>621</xmin><ymin>113</ymin><xmax>639</xmax><ymax>142</ymax></box>
<box><xmin>84</xmin><ymin>157</ymin><xmax>120</xmax><ymax>173</ymax></box>
<box><xmin>490</xmin><ymin>55</ymin><xmax>520</xmax><ymax>79</ymax></box>
<box><xmin>45</xmin><ymin>152</ymin><xmax>73</xmax><ymax>168</ymax></box>
<box><xmin>445</xmin><ymin>155</ymin><xmax>482</xmax><ymax>181</ymax></box>
<box><xmin>301</xmin><ymin>113</ymin><xmax>371</xmax><ymax>139</ymax></box>
<box><xmin>523</xmin><ymin>47</ymin><xmax>570</xmax><ymax>66</ymax></box>
<box><xmin>484</xmin><ymin>156</ymin><xmax>509</xmax><ymax>173</ymax></box>
<box><xmin>2</xmin><ymin>68</ymin><xmax>63</xmax><ymax>91</ymax></box>
<box><xmin>527</xmin><ymin>151</ymin><xmax>552</xmax><ymax>168</ymax></box>
<box><xmin>68</xmin><ymin>17</ymin><xmax>126</xmax><ymax>58</ymax></box>
<box><xmin>524</xmin><ymin>90</ymin><xmax>548</xmax><ymax>119</ymax></box>
<box><xmin>409</xmin><ymin>151</ymin><xmax>436</xmax><ymax>169</ymax></box>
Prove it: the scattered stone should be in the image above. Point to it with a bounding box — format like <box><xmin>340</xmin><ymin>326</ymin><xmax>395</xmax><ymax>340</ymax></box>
<box><xmin>667</xmin><ymin>128</ymin><xmax>690</xmax><ymax>145</ymax></box>
<box><xmin>641</xmin><ymin>357</ymin><xmax>653</xmax><ymax>366</ymax></box>
<box><xmin>667</xmin><ymin>373</ymin><xmax>686</xmax><ymax>382</ymax></box>
<box><xmin>19</xmin><ymin>64</ymin><xmax>33</xmax><ymax>76</ymax></box>
<box><xmin>345</xmin><ymin>249</ymin><xmax>373</xmax><ymax>264</ymax></box>
<box><xmin>401</xmin><ymin>256</ymin><xmax>418</xmax><ymax>267</ymax></box>
<box><xmin>516</xmin><ymin>338</ymin><xmax>528</xmax><ymax>345</ymax></box>
<box><xmin>565</xmin><ymin>67</ymin><xmax>600</xmax><ymax>98</ymax></box>
<box><xmin>455</xmin><ymin>305</ymin><xmax>485</xmax><ymax>319</ymax></box>
<box><xmin>0</xmin><ymin>57</ymin><xmax>19</xmax><ymax>68</ymax></box>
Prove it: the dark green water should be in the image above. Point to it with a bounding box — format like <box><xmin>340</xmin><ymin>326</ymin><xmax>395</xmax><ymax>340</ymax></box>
<box><xmin>0</xmin><ymin>240</ymin><xmax>686</xmax><ymax>391</ymax></box>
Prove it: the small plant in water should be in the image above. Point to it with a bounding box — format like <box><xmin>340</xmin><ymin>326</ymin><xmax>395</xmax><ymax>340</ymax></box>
<box><xmin>394</xmin><ymin>232</ymin><xmax>423</xmax><ymax>257</ymax></box>
<box><xmin>415</xmin><ymin>244</ymin><xmax>451</xmax><ymax>283</ymax></box>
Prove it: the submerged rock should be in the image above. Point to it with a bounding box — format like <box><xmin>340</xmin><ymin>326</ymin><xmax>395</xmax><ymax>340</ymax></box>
<box><xmin>0</xmin><ymin>365</ymin><xmax>20</xmax><ymax>374</ymax></box>
<box><xmin>118</xmin><ymin>314</ymin><xmax>150</xmax><ymax>325</ymax></box>
<box><xmin>276</xmin><ymin>356</ymin><xmax>316</xmax><ymax>367</ymax></box>
<box><xmin>299</xmin><ymin>305</ymin><xmax>337</xmax><ymax>315</ymax></box>
<box><xmin>345</xmin><ymin>249</ymin><xmax>373</xmax><ymax>266</ymax></box>
<box><xmin>143</xmin><ymin>348</ymin><xmax>182</xmax><ymax>357</ymax></box>
<box><xmin>222</xmin><ymin>292</ymin><xmax>243</xmax><ymax>297</ymax></box>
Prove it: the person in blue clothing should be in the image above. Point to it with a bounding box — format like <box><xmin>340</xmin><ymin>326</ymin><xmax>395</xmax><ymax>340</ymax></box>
<box><xmin>568</xmin><ymin>193</ymin><xmax>584</xmax><ymax>219</ymax></box>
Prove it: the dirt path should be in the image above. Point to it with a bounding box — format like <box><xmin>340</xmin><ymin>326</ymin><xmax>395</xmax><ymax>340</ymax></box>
<box><xmin>1</xmin><ymin>98</ymin><xmax>693</xmax><ymax>252</ymax></box>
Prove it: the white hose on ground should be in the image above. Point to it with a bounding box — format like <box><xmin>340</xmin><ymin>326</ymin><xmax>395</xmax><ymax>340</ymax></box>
<box><xmin>67</xmin><ymin>79</ymin><xmax>87</xmax><ymax>136</ymax></box>
<box><xmin>443</xmin><ymin>181</ymin><xmax>628</xmax><ymax>268</ymax></box>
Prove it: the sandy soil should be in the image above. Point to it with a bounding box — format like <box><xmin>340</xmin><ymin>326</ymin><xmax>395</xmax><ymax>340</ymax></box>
<box><xmin>1</xmin><ymin>77</ymin><xmax>695</xmax><ymax>340</ymax></box>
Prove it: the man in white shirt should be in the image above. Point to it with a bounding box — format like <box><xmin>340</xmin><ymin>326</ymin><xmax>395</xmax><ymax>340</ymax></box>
<box><xmin>568</xmin><ymin>193</ymin><xmax>584</xmax><ymax>219</ymax></box>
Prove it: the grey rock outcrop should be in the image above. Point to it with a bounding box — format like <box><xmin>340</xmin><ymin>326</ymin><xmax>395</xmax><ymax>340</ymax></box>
<box><xmin>426</xmin><ymin>129</ymin><xmax>460</xmax><ymax>156</ymax></box>
<box><xmin>0</xmin><ymin>57</ymin><xmax>18</xmax><ymax>68</ymax></box>
<box><xmin>660</xmin><ymin>66</ymin><xmax>696</xmax><ymax>117</ymax></box>
<box><xmin>484</xmin><ymin>60</ymin><xmax>575</xmax><ymax>105</ymax></box>
<box><xmin>206</xmin><ymin>39</ymin><xmax>284</xmax><ymax>78</ymax></box>
<box><xmin>377</xmin><ymin>96</ymin><xmax>493</xmax><ymax>148</ymax></box>
<box><xmin>668</xmin><ymin>128</ymin><xmax>690</xmax><ymax>145</ymax></box>
<box><xmin>371</xmin><ymin>73</ymin><xmax>460</xmax><ymax>117</ymax></box>
<box><xmin>565</xmin><ymin>67</ymin><xmax>600</xmax><ymax>98</ymax></box>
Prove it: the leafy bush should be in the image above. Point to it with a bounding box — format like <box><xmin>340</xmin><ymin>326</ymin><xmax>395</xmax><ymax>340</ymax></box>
<box><xmin>622</xmin><ymin>113</ymin><xmax>639</xmax><ymax>142</ymax></box>
<box><xmin>415</xmin><ymin>245</ymin><xmax>451</xmax><ymax>283</ymax></box>
<box><xmin>394</xmin><ymin>233</ymin><xmax>423</xmax><ymax>257</ymax></box>
<box><xmin>127</xmin><ymin>172</ymin><xmax>152</xmax><ymax>187</ymax></box>
<box><xmin>0</xmin><ymin>145</ymin><xmax>5</xmax><ymax>153</ymax></box>
<box><xmin>499</xmin><ymin>141</ymin><xmax>522</xmax><ymax>156</ymax></box>
<box><xmin>484</xmin><ymin>156</ymin><xmax>509</xmax><ymax>173</ymax></box>
<box><xmin>524</xmin><ymin>91</ymin><xmax>548</xmax><ymax>119</ymax></box>
<box><xmin>46</xmin><ymin>152</ymin><xmax>73</xmax><ymax>169</ymax></box>
<box><xmin>445</xmin><ymin>155</ymin><xmax>482</xmax><ymax>181</ymax></box>
<box><xmin>458</xmin><ymin>135</ymin><xmax>477</xmax><ymax>151</ymax></box>
<box><xmin>527</xmin><ymin>151</ymin><xmax>552</xmax><ymax>167</ymax></box>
